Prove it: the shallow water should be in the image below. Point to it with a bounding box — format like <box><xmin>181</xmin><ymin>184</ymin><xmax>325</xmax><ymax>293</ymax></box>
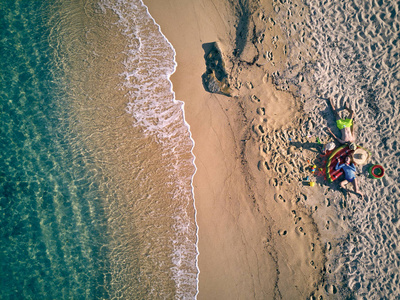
<box><xmin>1</xmin><ymin>0</ymin><xmax>197</xmax><ymax>298</ymax></box>
<box><xmin>274</xmin><ymin>0</ymin><xmax>400</xmax><ymax>298</ymax></box>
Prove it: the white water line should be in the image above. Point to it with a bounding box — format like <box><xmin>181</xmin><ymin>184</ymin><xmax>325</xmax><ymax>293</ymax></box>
<box><xmin>142</xmin><ymin>3</ymin><xmax>200</xmax><ymax>299</ymax></box>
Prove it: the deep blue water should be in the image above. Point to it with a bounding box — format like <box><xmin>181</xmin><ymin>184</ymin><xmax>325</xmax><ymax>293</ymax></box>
<box><xmin>0</xmin><ymin>2</ymin><xmax>110</xmax><ymax>298</ymax></box>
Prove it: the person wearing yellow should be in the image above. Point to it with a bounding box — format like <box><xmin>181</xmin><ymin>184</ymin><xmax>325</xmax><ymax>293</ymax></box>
<box><xmin>326</xmin><ymin>98</ymin><xmax>357</xmax><ymax>150</ymax></box>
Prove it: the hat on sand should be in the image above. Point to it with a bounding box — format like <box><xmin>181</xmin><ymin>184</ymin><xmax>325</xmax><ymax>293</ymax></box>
<box><xmin>352</xmin><ymin>148</ymin><xmax>369</xmax><ymax>165</ymax></box>
<box><xmin>325</xmin><ymin>142</ymin><xmax>336</xmax><ymax>151</ymax></box>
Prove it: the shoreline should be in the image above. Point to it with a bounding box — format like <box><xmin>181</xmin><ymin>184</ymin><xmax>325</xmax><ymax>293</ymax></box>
<box><xmin>143</xmin><ymin>5</ymin><xmax>202</xmax><ymax>295</ymax></box>
<box><xmin>143</xmin><ymin>0</ymin><xmax>329</xmax><ymax>298</ymax></box>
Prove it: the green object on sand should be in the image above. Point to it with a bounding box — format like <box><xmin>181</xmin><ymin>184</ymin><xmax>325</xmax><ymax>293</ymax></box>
<box><xmin>369</xmin><ymin>164</ymin><xmax>385</xmax><ymax>179</ymax></box>
<box><xmin>336</xmin><ymin>118</ymin><xmax>353</xmax><ymax>130</ymax></box>
<box><xmin>316</xmin><ymin>137</ymin><xmax>322</xmax><ymax>144</ymax></box>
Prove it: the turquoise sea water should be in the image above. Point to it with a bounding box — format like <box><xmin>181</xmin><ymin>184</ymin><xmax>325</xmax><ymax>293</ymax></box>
<box><xmin>1</xmin><ymin>1</ymin><xmax>111</xmax><ymax>298</ymax></box>
<box><xmin>1</xmin><ymin>0</ymin><xmax>198</xmax><ymax>298</ymax></box>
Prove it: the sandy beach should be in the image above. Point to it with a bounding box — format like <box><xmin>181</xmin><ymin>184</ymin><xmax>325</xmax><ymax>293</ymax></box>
<box><xmin>3</xmin><ymin>0</ymin><xmax>398</xmax><ymax>298</ymax></box>
<box><xmin>144</xmin><ymin>0</ymin><xmax>330</xmax><ymax>298</ymax></box>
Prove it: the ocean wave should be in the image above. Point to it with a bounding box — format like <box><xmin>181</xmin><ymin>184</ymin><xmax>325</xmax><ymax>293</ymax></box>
<box><xmin>101</xmin><ymin>0</ymin><xmax>199</xmax><ymax>298</ymax></box>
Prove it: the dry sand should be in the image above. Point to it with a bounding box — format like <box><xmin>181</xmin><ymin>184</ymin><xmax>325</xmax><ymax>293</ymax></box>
<box><xmin>144</xmin><ymin>0</ymin><xmax>334</xmax><ymax>298</ymax></box>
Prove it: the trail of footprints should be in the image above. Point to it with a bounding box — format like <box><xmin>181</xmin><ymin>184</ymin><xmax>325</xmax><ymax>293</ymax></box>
<box><xmin>236</xmin><ymin>4</ymin><xmax>338</xmax><ymax>296</ymax></box>
<box><xmin>254</xmin><ymin>113</ymin><xmax>347</xmax><ymax>298</ymax></box>
<box><xmin>274</xmin><ymin>191</ymin><xmax>327</xmax><ymax>279</ymax></box>
<box><xmin>232</xmin><ymin>0</ymin><xmax>400</xmax><ymax>298</ymax></box>
<box><xmin>249</xmin><ymin>2</ymin><xmax>313</xmax><ymax>70</ymax></box>
<box><xmin>249</xmin><ymin>88</ymin><xmax>339</xmax><ymax>298</ymax></box>
<box><xmin>254</xmin><ymin>114</ymin><xmax>306</xmax><ymax>183</ymax></box>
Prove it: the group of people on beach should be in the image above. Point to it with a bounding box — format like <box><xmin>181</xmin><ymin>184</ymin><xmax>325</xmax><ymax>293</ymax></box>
<box><xmin>324</xmin><ymin>98</ymin><xmax>363</xmax><ymax>199</ymax></box>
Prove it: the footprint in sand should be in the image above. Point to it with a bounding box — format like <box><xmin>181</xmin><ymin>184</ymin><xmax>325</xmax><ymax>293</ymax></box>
<box><xmin>269</xmin><ymin>17</ymin><xmax>275</xmax><ymax>26</ymax></box>
<box><xmin>326</xmin><ymin>242</ymin><xmax>332</xmax><ymax>251</ymax></box>
<box><xmin>257</xmin><ymin>160</ymin><xmax>264</xmax><ymax>171</ymax></box>
<box><xmin>258</xmin><ymin>125</ymin><xmax>265</xmax><ymax>134</ymax></box>
<box><xmin>309</xmin><ymin>260</ymin><xmax>316</xmax><ymax>269</ymax></box>
<box><xmin>296</xmin><ymin>226</ymin><xmax>306</xmax><ymax>235</ymax></box>
<box><xmin>325</xmin><ymin>198</ymin><xmax>330</xmax><ymax>207</ymax></box>
<box><xmin>271</xmin><ymin>36</ymin><xmax>279</xmax><ymax>49</ymax></box>
<box><xmin>340</xmin><ymin>199</ymin><xmax>347</xmax><ymax>209</ymax></box>
<box><xmin>264</xmin><ymin>51</ymin><xmax>273</xmax><ymax>61</ymax></box>
<box><xmin>296</xmin><ymin>193</ymin><xmax>307</xmax><ymax>203</ymax></box>
<box><xmin>327</xmin><ymin>263</ymin><xmax>332</xmax><ymax>274</ymax></box>
<box><xmin>252</xmin><ymin>124</ymin><xmax>265</xmax><ymax>136</ymax></box>
<box><xmin>261</xmin><ymin>142</ymin><xmax>270</xmax><ymax>153</ymax></box>
<box><xmin>251</xmin><ymin>94</ymin><xmax>260</xmax><ymax>103</ymax></box>
<box><xmin>325</xmin><ymin>284</ymin><xmax>337</xmax><ymax>294</ymax></box>
<box><xmin>263</xmin><ymin>73</ymin><xmax>269</xmax><ymax>83</ymax></box>
<box><xmin>275</xmin><ymin>162</ymin><xmax>288</xmax><ymax>176</ymax></box>
<box><xmin>274</xmin><ymin>194</ymin><xmax>286</xmax><ymax>203</ymax></box>
<box><xmin>278</xmin><ymin>229</ymin><xmax>287</xmax><ymax>236</ymax></box>
<box><xmin>270</xmin><ymin>178</ymin><xmax>278</xmax><ymax>187</ymax></box>
<box><xmin>261</xmin><ymin>134</ymin><xmax>268</xmax><ymax>143</ymax></box>
<box><xmin>325</xmin><ymin>220</ymin><xmax>330</xmax><ymax>230</ymax></box>
<box><xmin>257</xmin><ymin>160</ymin><xmax>270</xmax><ymax>171</ymax></box>
<box><xmin>257</xmin><ymin>107</ymin><xmax>266</xmax><ymax>115</ymax></box>
<box><xmin>257</xmin><ymin>33</ymin><xmax>265</xmax><ymax>44</ymax></box>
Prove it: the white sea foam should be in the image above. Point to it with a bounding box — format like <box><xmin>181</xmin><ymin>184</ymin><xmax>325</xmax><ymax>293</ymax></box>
<box><xmin>274</xmin><ymin>0</ymin><xmax>400</xmax><ymax>297</ymax></box>
<box><xmin>101</xmin><ymin>0</ymin><xmax>199</xmax><ymax>298</ymax></box>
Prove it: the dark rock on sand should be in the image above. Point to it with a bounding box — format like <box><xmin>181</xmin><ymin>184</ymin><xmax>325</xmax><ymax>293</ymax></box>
<box><xmin>202</xmin><ymin>42</ymin><xmax>231</xmax><ymax>96</ymax></box>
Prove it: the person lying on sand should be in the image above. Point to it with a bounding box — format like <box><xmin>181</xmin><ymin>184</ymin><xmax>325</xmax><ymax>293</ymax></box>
<box><xmin>335</xmin><ymin>155</ymin><xmax>363</xmax><ymax>199</ymax></box>
<box><xmin>326</xmin><ymin>98</ymin><xmax>357</xmax><ymax>149</ymax></box>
